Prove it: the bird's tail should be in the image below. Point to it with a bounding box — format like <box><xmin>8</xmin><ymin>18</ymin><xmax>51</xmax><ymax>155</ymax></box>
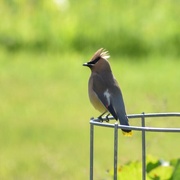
<box><xmin>117</xmin><ymin>113</ymin><xmax>133</xmax><ymax>136</ymax></box>
<box><xmin>122</xmin><ymin>130</ymin><xmax>133</xmax><ymax>136</ymax></box>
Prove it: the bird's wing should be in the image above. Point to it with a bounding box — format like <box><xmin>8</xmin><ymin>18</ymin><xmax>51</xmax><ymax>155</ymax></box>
<box><xmin>93</xmin><ymin>74</ymin><xmax>131</xmax><ymax>134</ymax></box>
<box><xmin>92</xmin><ymin>74</ymin><xmax>118</xmax><ymax>119</ymax></box>
<box><xmin>110</xmin><ymin>88</ymin><xmax>129</xmax><ymax>125</ymax></box>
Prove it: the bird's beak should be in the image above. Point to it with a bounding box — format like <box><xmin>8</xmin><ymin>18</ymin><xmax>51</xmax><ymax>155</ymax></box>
<box><xmin>83</xmin><ymin>62</ymin><xmax>88</xmax><ymax>66</ymax></box>
<box><xmin>83</xmin><ymin>62</ymin><xmax>94</xmax><ymax>68</ymax></box>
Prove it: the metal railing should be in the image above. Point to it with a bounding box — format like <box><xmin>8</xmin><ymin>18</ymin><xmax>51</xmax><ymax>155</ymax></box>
<box><xmin>89</xmin><ymin>112</ymin><xmax>180</xmax><ymax>180</ymax></box>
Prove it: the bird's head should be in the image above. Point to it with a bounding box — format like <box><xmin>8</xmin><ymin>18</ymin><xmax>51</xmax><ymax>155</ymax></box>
<box><xmin>83</xmin><ymin>48</ymin><xmax>111</xmax><ymax>72</ymax></box>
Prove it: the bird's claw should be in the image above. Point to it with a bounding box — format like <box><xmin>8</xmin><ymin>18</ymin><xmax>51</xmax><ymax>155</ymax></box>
<box><xmin>98</xmin><ymin>116</ymin><xmax>103</xmax><ymax>122</ymax></box>
<box><xmin>105</xmin><ymin>114</ymin><xmax>110</xmax><ymax>122</ymax></box>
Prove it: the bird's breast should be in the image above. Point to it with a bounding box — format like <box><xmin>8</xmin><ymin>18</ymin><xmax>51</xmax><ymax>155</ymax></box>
<box><xmin>88</xmin><ymin>78</ymin><xmax>106</xmax><ymax>113</ymax></box>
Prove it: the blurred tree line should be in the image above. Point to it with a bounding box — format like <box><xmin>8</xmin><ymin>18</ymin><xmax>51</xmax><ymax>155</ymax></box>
<box><xmin>0</xmin><ymin>0</ymin><xmax>179</xmax><ymax>57</ymax></box>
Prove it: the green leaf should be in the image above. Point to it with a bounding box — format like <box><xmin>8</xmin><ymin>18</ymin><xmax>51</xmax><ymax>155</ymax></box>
<box><xmin>148</xmin><ymin>166</ymin><xmax>173</xmax><ymax>180</ymax></box>
<box><xmin>171</xmin><ymin>159</ymin><xmax>180</xmax><ymax>180</ymax></box>
<box><xmin>146</xmin><ymin>155</ymin><xmax>161</xmax><ymax>173</ymax></box>
<box><xmin>108</xmin><ymin>161</ymin><xmax>151</xmax><ymax>180</ymax></box>
<box><xmin>170</xmin><ymin>159</ymin><xmax>179</xmax><ymax>167</ymax></box>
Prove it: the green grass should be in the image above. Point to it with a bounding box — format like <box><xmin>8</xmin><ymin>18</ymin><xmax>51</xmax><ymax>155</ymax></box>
<box><xmin>0</xmin><ymin>1</ymin><xmax>179</xmax><ymax>179</ymax></box>
<box><xmin>0</xmin><ymin>50</ymin><xmax>179</xmax><ymax>179</ymax></box>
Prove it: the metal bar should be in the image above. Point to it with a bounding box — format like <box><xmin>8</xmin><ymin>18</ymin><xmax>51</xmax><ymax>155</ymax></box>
<box><xmin>90</xmin><ymin>123</ymin><xmax>94</xmax><ymax>180</ymax></box>
<box><xmin>89</xmin><ymin>112</ymin><xmax>180</xmax><ymax>179</ymax></box>
<box><xmin>128</xmin><ymin>112</ymin><xmax>180</xmax><ymax>119</ymax></box>
<box><xmin>90</xmin><ymin>120</ymin><xmax>180</xmax><ymax>132</ymax></box>
<box><xmin>141</xmin><ymin>113</ymin><xmax>146</xmax><ymax>180</ymax></box>
<box><xmin>114</xmin><ymin>123</ymin><xmax>118</xmax><ymax>180</ymax></box>
<box><xmin>91</xmin><ymin>112</ymin><xmax>180</xmax><ymax>122</ymax></box>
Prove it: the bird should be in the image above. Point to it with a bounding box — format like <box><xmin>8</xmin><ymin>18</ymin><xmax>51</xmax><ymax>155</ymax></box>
<box><xmin>83</xmin><ymin>48</ymin><xmax>132</xmax><ymax>136</ymax></box>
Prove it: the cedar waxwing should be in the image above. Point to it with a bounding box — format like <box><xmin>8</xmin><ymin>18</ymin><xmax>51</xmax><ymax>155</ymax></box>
<box><xmin>83</xmin><ymin>48</ymin><xmax>132</xmax><ymax>136</ymax></box>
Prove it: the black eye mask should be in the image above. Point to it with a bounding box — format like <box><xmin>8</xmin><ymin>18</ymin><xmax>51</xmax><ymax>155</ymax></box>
<box><xmin>88</xmin><ymin>56</ymin><xmax>101</xmax><ymax>65</ymax></box>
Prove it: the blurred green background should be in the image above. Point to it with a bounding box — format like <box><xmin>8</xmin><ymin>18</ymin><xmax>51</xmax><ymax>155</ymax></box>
<box><xmin>0</xmin><ymin>0</ymin><xmax>180</xmax><ymax>179</ymax></box>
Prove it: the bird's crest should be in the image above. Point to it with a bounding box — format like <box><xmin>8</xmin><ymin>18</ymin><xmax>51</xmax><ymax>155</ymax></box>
<box><xmin>91</xmin><ymin>48</ymin><xmax>110</xmax><ymax>62</ymax></box>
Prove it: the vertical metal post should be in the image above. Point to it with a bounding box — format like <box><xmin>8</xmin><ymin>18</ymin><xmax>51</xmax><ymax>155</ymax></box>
<box><xmin>141</xmin><ymin>112</ymin><xmax>146</xmax><ymax>180</ymax></box>
<box><xmin>114</xmin><ymin>122</ymin><xmax>118</xmax><ymax>180</ymax></box>
<box><xmin>90</xmin><ymin>123</ymin><xmax>94</xmax><ymax>180</ymax></box>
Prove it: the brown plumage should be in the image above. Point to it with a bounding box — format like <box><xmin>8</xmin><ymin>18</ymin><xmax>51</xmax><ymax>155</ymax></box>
<box><xmin>83</xmin><ymin>48</ymin><xmax>132</xmax><ymax>136</ymax></box>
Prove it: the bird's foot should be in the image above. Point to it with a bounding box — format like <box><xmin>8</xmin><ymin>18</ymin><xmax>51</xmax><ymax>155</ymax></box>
<box><xmin>105</xmin><ymin>113</ymin><xmax>110</xmax><ymax>122</ymax></box>
<box><xmin>97</xmin><ymin>115</ymin><xmax>103</xmax><ymax>122</ymax></box>
<box><xmin>97</xmin><ymin>111</ymin><xmax>107</xmax><ymax>122</ymax></box>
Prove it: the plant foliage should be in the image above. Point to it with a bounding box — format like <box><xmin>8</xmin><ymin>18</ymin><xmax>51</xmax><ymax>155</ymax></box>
<box><xmin>108</xmin><ymin>155</ymin><xmax>180</xmax><ymax>180</ymax></box>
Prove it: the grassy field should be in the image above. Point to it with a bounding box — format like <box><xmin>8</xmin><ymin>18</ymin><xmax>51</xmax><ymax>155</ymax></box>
<box><xmin>1</xmin><ymin>0</ymin><xmax>180</xmax><ymax>56</ymax></box>
<box><xmin>0</xmin><ymin>50</ymin><xmax>179</xmax><ymax>179</ymax></box>
<box><xmin>0</xmin><ymin>0</ymin><xmax>179</xmax><ymax>179</ymax></box>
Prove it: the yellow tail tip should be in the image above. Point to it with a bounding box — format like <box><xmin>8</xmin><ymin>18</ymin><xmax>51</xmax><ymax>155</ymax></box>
<box><xmin>122</xmin><ymin>131</ymin><xmax>133</xmax><ymax>137</ymax></box>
